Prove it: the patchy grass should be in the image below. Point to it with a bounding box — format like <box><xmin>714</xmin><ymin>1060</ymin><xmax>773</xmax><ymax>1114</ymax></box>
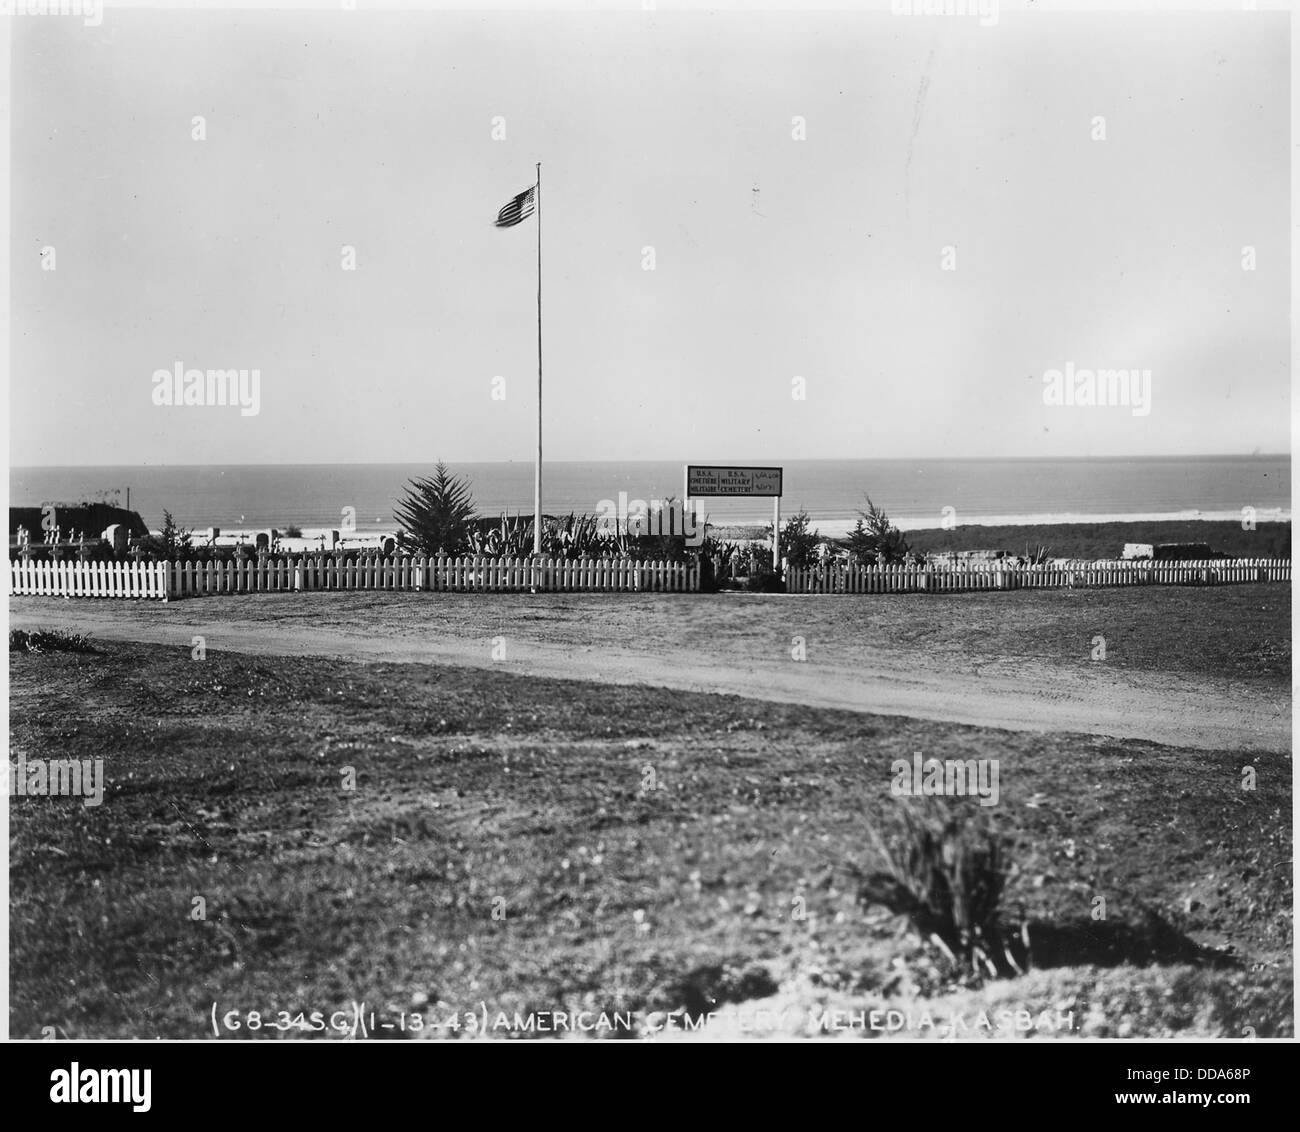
<box><xmin>9</xmin><ymin>640</ymin><xmax>1291</xmax><ymax>1039</ymax></box>
<box><xmin>12</xmin><ymin>581</ymin><xmax>1290</xmax><ymax>687</ymax></box>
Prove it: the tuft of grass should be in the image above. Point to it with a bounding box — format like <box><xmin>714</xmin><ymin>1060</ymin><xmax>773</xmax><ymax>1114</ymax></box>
<box><xmin>856</xmin><ymin>799</ymin><xmax>1019</xmax><ymax>981</ymax></box>
<box><xmin>9</xmin><ymin>628</ymin><xmax>98</xmax><ymax>655</ymax></box>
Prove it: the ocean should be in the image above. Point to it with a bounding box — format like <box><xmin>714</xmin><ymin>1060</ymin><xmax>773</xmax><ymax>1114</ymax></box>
<box><xmin>9</xmin><ymin>456</ymin><xmax>1291</xmax><ymax>537</ymax></box>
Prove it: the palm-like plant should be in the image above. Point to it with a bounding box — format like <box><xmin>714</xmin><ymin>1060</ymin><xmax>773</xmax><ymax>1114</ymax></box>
<box><xmin>394</xmin><ymin>462</ymin><xmax>478</xmax><ymax>555</ymax></box>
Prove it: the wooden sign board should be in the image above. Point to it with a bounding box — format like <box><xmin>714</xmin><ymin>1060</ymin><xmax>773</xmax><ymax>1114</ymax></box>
<box><xmin>685</xmin><ymin>465</ymin><xmax>783</xmax><ymax>498</ymax></box>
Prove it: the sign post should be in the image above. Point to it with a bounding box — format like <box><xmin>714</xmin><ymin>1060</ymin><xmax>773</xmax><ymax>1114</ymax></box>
<box><xmin>774</xmin><ymin>495</ymin><xmax>780</xmax><ymax>574</ymax></box>
<box><xmin>684</xmin><ymin>465</ymin><xmax>785</xmax><ymax>576</ymax></box>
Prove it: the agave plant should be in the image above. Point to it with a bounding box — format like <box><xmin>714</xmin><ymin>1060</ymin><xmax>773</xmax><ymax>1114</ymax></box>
<box><xmin>854</xmin><ymin>797</ymin><xmax>1019</xmax><ymax>980</ymax></box>
<box><xmin>543</xmin><ymin>512</ymin><xmax>624</xmax><ymax>559</ymax></box>
<box><xmin>699</xmin><ymin>533</ymin><xmax>740</xmax><ymax>566</ymax></box>
<box><xmin>468</xmin><ymin>513</ymin><xmax>536</xmax><ymax>557</ymax></box>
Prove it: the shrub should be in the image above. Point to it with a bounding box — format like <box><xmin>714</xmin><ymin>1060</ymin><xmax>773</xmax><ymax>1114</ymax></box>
<box><xmin>698</xmin><ymin>533</ymin><xmax>735</xmax><ymax>562</ymax></box>
<box><xmin>470</xmin><ymin>513</ymin><xmax>535</xmax><ymax>557</ymax></box>
<box><xmin>780</xmin><ymin>509</ymin><xmax>823</xmax><ymax>569</ymax></box>
<box><xmin>695</xmin><ymin>532</ymin><xmax>739</xmax><ymax>592</ymax></box>
<box><xmin>744</xmin><ymin>569</ymin><xmax>785</xmax><ymax>593</ymax></box>
<box><xmin>856</xmin><ymin>798</ymin><xmax>1018</xmax><ymax>980</ymax></box>
<box><xmin>639</xmin><ymin>496</ymin><xmax>689</xmax><ymax>562</ymax></box>
<box><xmin>548</xmin><ymin>511</ymin><xmax>618</xmax><ymax>559</ymax></box>
<box><xmin>143</xmin><ymin>510</ymin><xmax>193</xmax><ymax>560</ymax></box>
<box><xmin>844</xmin><ymin>496</ymin><xmax>911</xmax><ymax>565</ymax></box>
<box><xmin>10</xmin><ymin>629</ymin><xmax>98</xmax><ymax>655</ymax></box>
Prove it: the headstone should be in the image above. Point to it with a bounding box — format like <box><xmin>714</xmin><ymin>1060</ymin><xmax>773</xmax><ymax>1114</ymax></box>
<box><xmin>103</xmin><ymin>524</ymin><xmax>128</xmax><ymax>554</ymax></box>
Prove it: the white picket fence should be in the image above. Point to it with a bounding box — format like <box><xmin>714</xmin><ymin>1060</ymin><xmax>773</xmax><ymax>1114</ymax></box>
<box><xmin>6</xmin><ymin>559</ymin><xmax>171</xmax><ymax>600</ymax></box>
<box><xmin>7</xmin><ymin>555</ymin><xmax>700</xmax><ymax>601</ymax></box>
<box><xmin>785</xmin><ymin>558</ymin><xmax>1291</xmax><ymax>594</ymax></box>
<box><xmin>7</xmin><ymin>555</ymin><xmax>1290</xmax><ymax>602</ymax></box>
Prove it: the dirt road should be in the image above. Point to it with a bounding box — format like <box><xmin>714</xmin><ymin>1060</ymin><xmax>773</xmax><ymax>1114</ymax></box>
<box><xmin>9</xmin><ymin>591</ymin><xmax>1289</xmax><ymax>752</ymax></box>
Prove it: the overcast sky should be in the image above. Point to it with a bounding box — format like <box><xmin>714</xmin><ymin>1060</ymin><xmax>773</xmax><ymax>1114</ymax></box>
<box><xmin>9</xmin><ymin>3</ymin><xmax>1290</xmax><ymax>466</ymax></box>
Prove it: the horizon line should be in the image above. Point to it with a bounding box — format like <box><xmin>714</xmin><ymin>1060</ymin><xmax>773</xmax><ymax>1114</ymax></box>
<box><xmin>10</xmin><ymin>452</ymin><xmax>1292</xmax><ymax>471</ymax></box>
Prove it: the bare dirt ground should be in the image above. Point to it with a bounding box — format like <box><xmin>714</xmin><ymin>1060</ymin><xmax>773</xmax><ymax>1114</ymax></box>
<box><xmin>10</xmin><ymin>638</ymin><xmax>1292</xmax><ymax>1039</ymax></box>
<box><xmin>9</xmin><ymin>585</ymin><xmax>1290</xmax><ymax>752</ymax></box>
<box><xmin>9</xmin><ymin>586</ymin><xmax>1291</xmax><ymax>1039</ymax></box>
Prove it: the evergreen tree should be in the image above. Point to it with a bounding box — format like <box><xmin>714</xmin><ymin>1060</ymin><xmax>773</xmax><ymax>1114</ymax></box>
<box><xmin>780</xmin><ymin>509</ymin><xmax>822</xmax><ymax>568</ymax></box>
<box><xmin>394</xmin><ymin>462</ymin><xmax>478</xmax><ymax>555</ymax></box>
<box><xmin>155</xmin><ymin>509</ymin><xmax>192</xmax><ymax>559</ymax></box>
<box><xmin>845</xmin><ymin>496</ymin><xmax>910</xmax><ymax>564</ymax></box>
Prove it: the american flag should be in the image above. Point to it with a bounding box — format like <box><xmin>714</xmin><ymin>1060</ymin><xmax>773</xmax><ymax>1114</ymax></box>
<box><xmin>494</xmin><ymin>184</ymin><xmax>537</xmax><ymax>228</ymax></box>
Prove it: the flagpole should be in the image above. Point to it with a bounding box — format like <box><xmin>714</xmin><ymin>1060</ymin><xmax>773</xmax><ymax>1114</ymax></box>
<box><xmin>533</xmin><ymin>161</ymin><xmax>543</xmax><ymax>556</ymax></box>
